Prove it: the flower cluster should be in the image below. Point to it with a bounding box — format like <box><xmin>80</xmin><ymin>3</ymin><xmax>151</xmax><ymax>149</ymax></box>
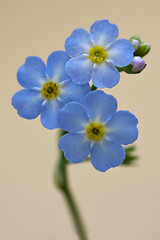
<box><xmin>11</xmin><ymin>19</ymin><xmax>148</xmax><ymax>172</ymax></box>
<box><xmin>118</xmin><ymin>35</ymin><xmax>150</xmax><ymax>74</ymax></box>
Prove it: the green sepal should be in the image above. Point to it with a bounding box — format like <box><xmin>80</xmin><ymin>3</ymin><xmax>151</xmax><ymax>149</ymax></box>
<box><xmin>134</xmin><ymin>42</ymin><xmax>151</xmax><ymax>57</ymax></box>
<box><xmin>129</xmin><ymin>35</ymin><xmax>141</xmax><ymax>43</ymax></box>
<box><xmin>116</xmin><ymin>66</ymin><xmax>124</xmax><ymax>72</ymax></box>
<box><xmin>121</xmin><ymin>145</ymin><xmax>139</xmax><ymax>166</ymax></box>
<box><xmin>124</xmin><ymin>63</ymin><xmax>147</xmax><ymax>74</ymax></box>
<box><xmin>117</xmin><ymin>64</ymin><xmax>147</xmax><ymax>74</ymax></box>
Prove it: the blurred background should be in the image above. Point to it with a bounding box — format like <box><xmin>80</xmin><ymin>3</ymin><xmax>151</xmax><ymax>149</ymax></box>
<box><xmin>1</xmin><ymin>0</ymin><xmax>159</xmax><ymax>239</ymax></box>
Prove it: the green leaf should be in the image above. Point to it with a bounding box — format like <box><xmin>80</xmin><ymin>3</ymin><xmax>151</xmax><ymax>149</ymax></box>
<box><xmin>121</xmin><ymin>145</ymin><xmax>139</xmax><ymax>166</ymax></box>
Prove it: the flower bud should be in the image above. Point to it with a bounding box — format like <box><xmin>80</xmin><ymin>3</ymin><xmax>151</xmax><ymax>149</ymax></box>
<box><xmin>130</xmin><ymin>39</ymin><xmax>140</xmax><ymax>51</ymax></box>
<box><xmin>134</xmin><ymin>42</ymin><xmax>151</xmax><ymax>57</ymax></box>
<box><xmin>131</xmin><ymin>56</ymin><xmax>145</xmax><ymax>73</ymax></box>
<box><xmin>130</xmin><ymin>35</ymin><xmax>141</xmax><ymax>43</ymax></box>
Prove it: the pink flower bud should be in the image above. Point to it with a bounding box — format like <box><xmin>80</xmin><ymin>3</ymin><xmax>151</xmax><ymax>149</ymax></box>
<box><xmin>131</xmin><ymin>56</ymin><xmax>145</xmax><ymax>72</ymax></box>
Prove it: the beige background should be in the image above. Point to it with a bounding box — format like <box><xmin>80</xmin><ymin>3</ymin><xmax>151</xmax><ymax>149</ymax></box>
<box><xmin>1</xmin><ymin>0</ymin><xmax>160</xmax><ymax>239</ymax></box>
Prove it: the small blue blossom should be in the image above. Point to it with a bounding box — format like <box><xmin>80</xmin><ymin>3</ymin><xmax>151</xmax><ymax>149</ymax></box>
<box><xmin>12</xmin><ymin>51</ymin><xmax>90</xmax><ymax>129</ymax></box>
<box><xmin>65</xmin><ymin>20</ymin><xmax>134</xmax><ymax>88</ymax></box>
<box><xmin>58</xmin><ymin>90</ymin><xmax>138</xmax><ymax>172</ymax></box>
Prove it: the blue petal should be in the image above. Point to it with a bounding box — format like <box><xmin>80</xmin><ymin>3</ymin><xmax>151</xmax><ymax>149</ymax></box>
<box><xmin>84</xmin><ymin>90</ymin><xmax>117</xmax><ymax>122</ymax></box>
<box><xmin>107</xmin><ymin>111</ymin><xmax>138</xmax><ymax>145</ymax></box>
<box><xmin>107</xmin><ymin>39</ymin><xmax>134</xmax><ymax>67</ymax></box>
<box><xmin>17</xmin><ymin>56</ymin><xmax>46</xmax><ymax>88</ymax></box>
<box><xmin>58</xmin><ymin>133</ymin><xmax>91</xmax><ymax>163</ymax></box>
<box><xmin>90</xmin><ymin>20</ymin><xmax>119</xmax><ymax>47</ymax></box>
<box><xmin>58</xmin><ymin>102</ymin><xmax>90</xmax><ymax>133</ymax></box>
<box><xmin>90</xmin><ymin>139</ymin><xmax>125</xmax><ymax>172</ymax></box>
<box><xmin>92</xmin><ymin>62</ymin><xmax>120</xmax><ymax>88</ymax></box>
<box><xmin>46</xmin><ymin>51</ymin><xmax>70</xmax><ymax>82</ymax></box>
<box><xmin>40</xmin><ymin>99</ymin><xmax>63</xmax><ymax>130</ymax></box>
<box><xmin>65</xmin><ymin>28</ymin><xmax>92</xmax><ymax>56</ymax></box>
<box><xmin>59</xmin><ymin>80</ymin><xmax>90</xmax><ymax>105</ymax></box>
<box><xmin>12</xmin><ymin>89</ymin><xmax>44</xmax><ymax>119</ymax></box>
<box><xmin>65</xmin><ymin>55</ymin><xmax>93</xmax><ymax>84</ymax></box>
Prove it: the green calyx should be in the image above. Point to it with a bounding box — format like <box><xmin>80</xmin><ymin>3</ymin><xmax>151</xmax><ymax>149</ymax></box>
<box><xmin>117</xmin><ymin>64</ymin><xmax>147</xmax><ymax>74</ymax></box>
<box><xmin>134</xmin><ymin>42</ymin><xmax>151</xmax><ymax>57</ymax></box>
<box><xmin>129</xmin><ymin>35</ymin><xmax>141</xmax><ymax>43</ymax></box>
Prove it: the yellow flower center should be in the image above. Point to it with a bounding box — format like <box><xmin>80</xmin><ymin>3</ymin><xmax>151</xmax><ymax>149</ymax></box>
<box><xmin>89</xmin><ymin>46</ymin><xmax>107</xmax><ymax>64</ymax></box>
<box><xmin>86</xmin><ymin>122</ymin><xmax>105</xmax><ymax>141</ymax></box>
<box><xmin>42</xmin><ymin>81</ymin><xmax>59</xmax><ymax>100</ymax></box>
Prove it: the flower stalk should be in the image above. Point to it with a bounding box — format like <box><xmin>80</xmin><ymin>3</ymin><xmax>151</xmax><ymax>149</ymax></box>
<box><xmin>54</xmin><ymin>131</ymin><xmax>88</xmax><ymax>240</ymax></box>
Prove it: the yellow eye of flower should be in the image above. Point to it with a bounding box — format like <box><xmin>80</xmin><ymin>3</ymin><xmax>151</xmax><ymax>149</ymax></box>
<box><xmin>86</xmin><ymin>122</ymin><xmax>105</xmax><ymax>141</ymax></box>
<box><xmin>89</xmin><ymin>46</ymin><xmax>107</xmax><ymax>64</ymax></box>
<box><xmin>42</xmin><ymin>82</ymin><xmax>59</xmax><ymax>100</ymax></box>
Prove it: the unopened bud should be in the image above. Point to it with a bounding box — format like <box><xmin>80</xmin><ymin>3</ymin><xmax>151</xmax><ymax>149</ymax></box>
<box><xmin>131</xmin><ymin>56</ymin><xmax>145</xmax><ymax>73</ymax></box>
<box><xmin>130</xmin><ymin>35</ymin><xmax>141</xmax><ymax>43</ymax></box>
<box><xmin>130</xmin><ymin>39</ymin><xmax>140</xmax><ymax>51</ymax></box>
<box><xmin>134</xmin><ymin>42</ymin><xmax>151</xmax><ymax>57</ymax></box>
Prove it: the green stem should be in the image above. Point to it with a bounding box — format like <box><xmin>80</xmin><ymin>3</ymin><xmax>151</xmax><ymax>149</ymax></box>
<box><xmin>54</xmin><ymin>151</ymin><xmax>88</xmax><ymax>240</ymax></box>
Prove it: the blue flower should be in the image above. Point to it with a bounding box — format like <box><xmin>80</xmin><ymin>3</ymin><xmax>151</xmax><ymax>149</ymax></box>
<box><xmin>65</xmin><ymin>20</ymin><xmax>134</xmax><ymax>88</ymax></box>
<box><xmin>12</xmin><ymin>51</ymin><xmax>90</xmax><ymax>130</ymax></box>
<box><xmin>58</xmin><ymin>90</ymin><xmax>138</xmax><ymax>172</ymax></box>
